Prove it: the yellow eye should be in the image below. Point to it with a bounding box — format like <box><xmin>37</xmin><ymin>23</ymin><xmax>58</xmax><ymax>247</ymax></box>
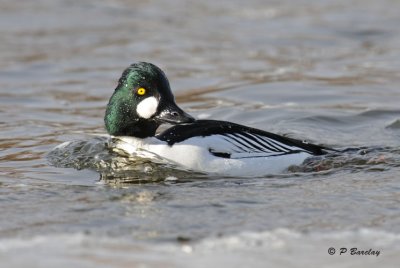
<box><xmin>137</xmin><ymin>87</ymin><xmax>146</xmax><ymax>96</ymax></box>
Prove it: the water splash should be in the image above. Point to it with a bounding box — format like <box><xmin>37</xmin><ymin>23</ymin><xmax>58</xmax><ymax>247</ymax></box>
<box><xmin>47</xmin><ymin>136</ymin><xmax>207</xmax><ymax>184</ymax></box>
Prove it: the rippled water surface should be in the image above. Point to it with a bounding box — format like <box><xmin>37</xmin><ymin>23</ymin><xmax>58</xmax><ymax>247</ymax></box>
<box><xmin>1</xmin><ymin>0</ymin><xmax>400</xmax><ymax>267</ymax></box>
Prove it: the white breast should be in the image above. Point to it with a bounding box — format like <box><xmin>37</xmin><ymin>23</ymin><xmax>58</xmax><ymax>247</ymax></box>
<box><xmin>112</xmin><ymin>135</ymin><xmax>311</xmax><ymax>177</ymax></box>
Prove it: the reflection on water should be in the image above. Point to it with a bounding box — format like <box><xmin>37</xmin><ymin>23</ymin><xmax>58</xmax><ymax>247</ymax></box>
<box><xmin>1</xmin><ymin>0</ymin><xmax>400</xmax><ymax>267</ymax></box>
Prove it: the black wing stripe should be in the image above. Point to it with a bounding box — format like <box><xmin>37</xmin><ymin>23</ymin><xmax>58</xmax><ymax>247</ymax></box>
<box><xmin>227</xmin><ymin>132</ymin><xmax>295</xmax><ymax>154</ymax></box>
<box><xmin>232</xmin><ymin>150</ymin><xmax>306</xmax><ymax>159</ymax></box>
<box><xmin>263</xmin><ymin>138</ymin><xmax>292</xmax><ymax>152</ymax></box>
<box><xmin>263</xmin><ymin>137</ymin><xmax>293</xmax><ymax>152</ymax></box>
<box><xmin>222</xmin><ymin>131</ymin><xmax>310</xmax><ymax>156</ymax></box>
<box><xmin>225</xmin><ymin>134</ymin><xmax>261</xmax><ymax>153</ymax></box>
<box><xmin>271</xmin><ymin>138</ymin><xmax>307</xmax><ymax>152</ymax></box>
<box><xmin>221</xmin><ymin>136</ymin><xmax>246</xmax><ymax>153</ymax></box>
<box><xmin>246</xmin><ymin>132</ymin><xmax>292</xmax><ymax>153</ymax></box>
<box><xmin>233</xmin><ymin>133</ymin><xmax>274</xmax><ymax>153</ymax></box>
<box><xmin>247</xmin><ymin>133</ymin><xmax>285</xmax><ymax>152</ymax></box>
<box><xmin>236</xmin><ymin>132</ymin><xmax>278</xmax><ymax>152</ymax></box>
<box><xmin>252</xmin><ymin>133</ymin><xmax>296</xmax><ymax>152</ymax></box>
<box><xmin>221</xmin><ymin>135</ymin><xmax>246</xmax><ymax>151</ymax></box>
<box><xmin>227</xmin><ymin>134</ymin><xmax>254</xmax><ymax>152</ymax></box>
<box><xmin>221</xmin><ymin>135</ymin><xmax>264</xmax><ymax>155</ymax></box>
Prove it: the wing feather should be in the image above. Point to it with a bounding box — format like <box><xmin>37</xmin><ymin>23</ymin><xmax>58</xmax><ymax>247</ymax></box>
<box><xmin>248</xmin><ymin>133</ymin><xmax>285</xmax><ymax>152</ymax></box>
<box><xmin>215</xmin><ymin>132</ymin><xmax>306</xmax><ymax>159</ymax></box>
<box><xmin>157</xmin><ymin>119</ymin><xmax>331</xmax><ymax>159</ymax></box>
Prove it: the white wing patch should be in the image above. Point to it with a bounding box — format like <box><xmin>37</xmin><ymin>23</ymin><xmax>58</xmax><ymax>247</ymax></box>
<box><xmin>209</xmin><ymin>132</ymin><xmax>306</xmax><ymax>159</ymax></box>
<box><xmin>136</xmin><ymin>97</ymin><xmax>158</xmax><ymax>119</ymax></box>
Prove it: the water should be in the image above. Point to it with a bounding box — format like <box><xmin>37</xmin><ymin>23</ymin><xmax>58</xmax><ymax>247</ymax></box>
<box><xmin>1</xmin><ymin>0</ymin><xmax>400</xmax><ymax>267</ymax></box>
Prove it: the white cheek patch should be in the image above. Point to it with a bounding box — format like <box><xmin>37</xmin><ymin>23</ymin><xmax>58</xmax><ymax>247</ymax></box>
<box><xmin>136</xmin><ymin>96</ymin><xmax>159</xmax><ymax>119</ymax></box>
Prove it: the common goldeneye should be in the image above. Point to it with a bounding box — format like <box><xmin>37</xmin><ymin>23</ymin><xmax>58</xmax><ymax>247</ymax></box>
<box><xmin>105</xmin><ymin>62</ymin><xmax>332</xmax><ymax>176</ymax></box>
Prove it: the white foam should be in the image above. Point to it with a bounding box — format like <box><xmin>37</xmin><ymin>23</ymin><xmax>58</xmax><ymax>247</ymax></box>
<box><xmin>54</xmin><ymin>141</ymin><xmax>72</xmax><ymax>149</ymax></box>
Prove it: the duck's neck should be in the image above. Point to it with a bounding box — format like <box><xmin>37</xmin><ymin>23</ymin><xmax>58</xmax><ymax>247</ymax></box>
<box><xmin>110</xmin><ymin>120</ymin><xmax>159</xmax><ymax>138</ymax></box>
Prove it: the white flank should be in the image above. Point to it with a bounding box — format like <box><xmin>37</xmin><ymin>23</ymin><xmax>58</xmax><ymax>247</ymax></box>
<box><xmin>136</xmin><ymin>97</ymin><xmax>159</xmax><ymax>119</ymax></box>
<box><xmin>113</xmin><ymin>135</ymin><xmax>312</xmax><ymax>177</ymax></box>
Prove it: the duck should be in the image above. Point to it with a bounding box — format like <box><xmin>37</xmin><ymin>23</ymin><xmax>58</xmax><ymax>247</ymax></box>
<box><xmin>104</xmin><ymin>62</ymin><xmax>333</xmax><ymax>177</ymax></box>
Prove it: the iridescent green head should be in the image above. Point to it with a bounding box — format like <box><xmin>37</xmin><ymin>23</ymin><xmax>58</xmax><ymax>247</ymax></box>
<box><xmin>104</xmin><ymin>62</ymin><xmax>194</xmax><ymax>138</ymax></box>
